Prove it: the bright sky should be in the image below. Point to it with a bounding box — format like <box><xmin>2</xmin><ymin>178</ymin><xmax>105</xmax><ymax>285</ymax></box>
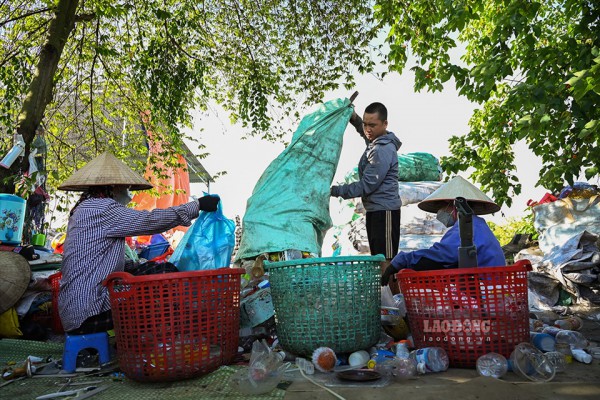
<box><xmin>185</xmin><ymin>70</ymin><xmax>549</xmax><ymax>256</ymax></box>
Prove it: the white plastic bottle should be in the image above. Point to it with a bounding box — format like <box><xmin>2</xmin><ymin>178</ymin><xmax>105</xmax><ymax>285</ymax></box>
<box><xmin>409</xmin><ymin>347</ymin><xmax>449</xmax><ymax>373</ymax></box>
<box><xmin>571</xmin><ymin>348</ymin><xmax>592</xmax><ymax>364</ymax></box>
<box><xmin>476</xmin><ymin>352</ymin><xmax>508</xmax><ymax>379</ymax></box>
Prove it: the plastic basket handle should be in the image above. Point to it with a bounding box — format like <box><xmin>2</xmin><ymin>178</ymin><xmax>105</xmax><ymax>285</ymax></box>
<box><xmin>397</xmin><ymin>258</ymin><xmax>533</xmax><ymax>275</ymax></box>
<box><xmin>102</xmin><ymin>271</ymin><xmax>135</xmax><ymax>287</ymax></box>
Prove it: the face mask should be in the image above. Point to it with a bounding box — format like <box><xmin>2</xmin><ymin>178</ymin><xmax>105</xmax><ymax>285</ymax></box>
<box><xmin>113</xmin><ymin>187</ymin><xmax>133</xmax><ymax>206</ymax></box>
<box><xmin>436</xmin><ymin>210</ymin><xmax>455</xmax><ymax>227</ymax></box>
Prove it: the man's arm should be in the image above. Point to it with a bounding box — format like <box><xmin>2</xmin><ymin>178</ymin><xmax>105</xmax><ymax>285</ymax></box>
<box><xmin>350</xmin><ymin>111</ymin><xmax>368</xmax><ymax>144</ymax></box>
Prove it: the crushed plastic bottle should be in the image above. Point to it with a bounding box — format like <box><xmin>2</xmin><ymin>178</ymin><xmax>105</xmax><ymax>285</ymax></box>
<box><xmin>392</xmin><ymin>294</ymin><xmax>407</xmax><ymax>318</ymax></box>
<box><xmin>543</xmin><ymin>351</ymin><xmax>567</xmax><ymax>372</ymax></box>
<box><xmin>530</xmin><ymin>332</ymin><xmax>556</xmax><ymax>352</ymax></box>
<box><xmin>554</xmin><ymin>330</ymin><xmax>589</xmax><ymax>350</ymax></box>
<box><xmin>409</xmin><ymin>347</ymin><xmax>449</xmax><ymax>373</ymax></box>
<box><xmin>395</xmin><ymin>341</ymin><xmax>410</xmax><ymax>359</ymax></box>
<box><xmin>476</xmin><ymin>352</ymin><xmax>508</xmax><ymax>379</ymax></box>
<box><xmin>295</xmin><ymin>357</ymin><xmax>314</xmax><ymax>374</ymax></box>
<box><xmin>373</xmin><ymin>356</ymin><xmax>417</xmax><ymax>380</ymax></box>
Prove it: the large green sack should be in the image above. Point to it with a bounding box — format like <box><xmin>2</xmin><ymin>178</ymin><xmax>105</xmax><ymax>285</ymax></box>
<box><xmin>236</xmin><ymin>98</ymin><xmax>354</xmax><ymax>260</ymax></box>
<box><xmin>344</xmin><ymin>152</ymin><xmax>441</xmax><ymax>183</ymax></box>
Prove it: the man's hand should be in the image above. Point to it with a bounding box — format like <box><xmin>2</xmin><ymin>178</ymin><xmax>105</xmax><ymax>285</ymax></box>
<box><xmin>198</xmin><ymin>195</ymin><xmax>220</xmax><ymax>211</ymax></box>
<box><xmin>381</xmin><ymin>263</ymin><xmax>398</xmax><ymax>286</ymax></box>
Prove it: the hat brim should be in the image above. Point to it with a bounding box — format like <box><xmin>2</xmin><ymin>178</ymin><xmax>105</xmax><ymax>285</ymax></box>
<box><xmin>58</xmin><ymin>152</ymin><xmax>152</xmax><ymax>192</ymax></box>
<box><xmin>0</xmin><ymin>252</ymin><xmax>31</xmax><ymax>314</ymax></box>
<box><xmin>417</xmin><ymin>175</ymin><xmax>500</xmax><ymax>215</ymax></box>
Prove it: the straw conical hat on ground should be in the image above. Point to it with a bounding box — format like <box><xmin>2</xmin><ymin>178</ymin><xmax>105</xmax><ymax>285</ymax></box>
<box><xmin>0</xmin><ymin>252</ymin><xmax>31</xmax><ymax>314</ymax></box>
<box><xmin>58</xmin><ymin>152</ymin><xmax>152</xmax><ymax>191</ymax></box>
<box><xmin>418</xmin><ymin>175</ymin><xmax>500</xmax><ymax>215</ymax></box>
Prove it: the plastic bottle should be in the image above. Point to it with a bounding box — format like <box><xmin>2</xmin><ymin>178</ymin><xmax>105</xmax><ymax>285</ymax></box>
<box><xmin>560</xmin><ymin>316</ymin><xmax>583</xmax><ymax>331</ymax></box>
<box><xmin>392</xmin><ymin>293</ymin><xmax>407</xmax><ymax>317</ymax></box>
<box><xmin>373</xmin><ymin>356</ymin><xmax>417</xmax><ymax>380</ymax></box>
<box><xmin>543</xmin><ymin>351</ymin><xmax>567</xmax><ymax>372</ymax></box>
<box><xmin>553</xmin><ymin>319</ymin><xmax>574</xmax><ymax>331</ymax></box>
<box><xmin>409</xmin><ymin>347</ymin><xmax>449</xmax><ymax>373</ymax></box>
<box><xmin>554</xmin><ymin>330</ymin><xmax>589</xmax><ymax>349</ymax></box>
<box><xmin>395</xmin><ymin>341</ymin><xmax>410</xmax><ymax>359</ymax></box>
<box><xmin>571</xmin><ymin>348</ymin><xmax>592</xmax><ymax>364</ymax></box>
<box><xmin>476</xmin><ymin>352</ymin><xmax>508</xmax><ymax>379</ymax></box>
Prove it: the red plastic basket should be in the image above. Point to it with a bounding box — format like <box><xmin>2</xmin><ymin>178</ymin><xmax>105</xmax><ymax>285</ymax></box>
<box><xmin>397</xmin><ymin>260</ymin><xmax>532</xmax><ymax>368</ymax></box>
<box><xmin>104</xmin><ymin>268</ymin><xmax>244</xmax><ymax>382</ymax></box>
<box><xmin>48</xmin><ymin>272</ymin><xmax>64</xmax><ymax>334</ymax></box>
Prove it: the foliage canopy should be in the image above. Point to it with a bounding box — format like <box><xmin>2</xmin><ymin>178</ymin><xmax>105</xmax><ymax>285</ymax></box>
<box><xmin>375</xmin><ymin>0</ymin><xmax>600</xmax><ymax>207</ymax></box>
<box><xmin>0</xmin><ymin>0</ymin><xmax>377</xmax><ymax>194</ymax></box>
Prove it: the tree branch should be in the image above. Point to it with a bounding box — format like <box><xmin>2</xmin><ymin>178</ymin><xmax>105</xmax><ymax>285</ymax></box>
<box><xmin>0</xmin><ymin>7</ymin><xmax>53</xmax><ymax>28</ymax></box>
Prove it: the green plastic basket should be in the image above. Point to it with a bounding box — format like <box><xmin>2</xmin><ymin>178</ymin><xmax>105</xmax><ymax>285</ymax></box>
<box><xmin>264</xmin><ymin>255</ymin><xmax>384</xmax><ymax>357</ymax></box>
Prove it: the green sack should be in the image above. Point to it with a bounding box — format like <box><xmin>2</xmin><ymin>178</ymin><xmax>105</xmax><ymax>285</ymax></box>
<box><xmin>236</xmin><ymin>98</ymin><xmax>354</xmax><ymax>260</ymax></box>
<box><xmin>344</xmin><ymin>152</ymin><xmax>441</xmax><ymax>183</ymax></box>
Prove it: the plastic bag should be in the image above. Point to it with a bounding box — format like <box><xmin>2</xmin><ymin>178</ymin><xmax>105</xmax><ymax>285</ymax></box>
<box><xmin>169</xmin><ymin>195</ymin><xmax>235</xmax><ymax>271</ymax></box>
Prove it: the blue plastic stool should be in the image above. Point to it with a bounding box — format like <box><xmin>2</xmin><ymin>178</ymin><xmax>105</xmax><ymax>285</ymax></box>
<box><xmin>62</xmin><ymin>332</ymin><xmax>111</xmax><ymax>373</ymax></box>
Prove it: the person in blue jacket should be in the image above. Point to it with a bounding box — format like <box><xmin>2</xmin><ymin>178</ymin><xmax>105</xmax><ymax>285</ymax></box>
<box><xmin>381</xmin><ymin>176</ymin><xmax>506</xmax><ymax>286</ymax></box>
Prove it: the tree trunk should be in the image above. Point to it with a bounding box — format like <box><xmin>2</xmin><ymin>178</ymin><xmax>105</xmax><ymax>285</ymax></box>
<box><xmin>0</xmin><ymin>0</ymin><xmax>79</xmax><ymax>194</ymax></box>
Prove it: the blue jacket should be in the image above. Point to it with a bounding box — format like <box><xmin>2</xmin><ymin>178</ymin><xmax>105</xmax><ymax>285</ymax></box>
<box><xmin>331</xmin><ymin>132</ymin><xmax>402</xmax><ymax>212</ymax></box>
<box><xmin>390</xmin><ymin>215</ymin><xmax>506</xmax><ymax>270</ymax></box>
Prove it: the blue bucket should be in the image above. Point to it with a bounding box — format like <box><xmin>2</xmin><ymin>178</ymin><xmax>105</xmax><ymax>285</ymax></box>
<box><xmin>0</xmin><ymin>194</ymin><xmax>26</xmax><ymax>245</ymax></box>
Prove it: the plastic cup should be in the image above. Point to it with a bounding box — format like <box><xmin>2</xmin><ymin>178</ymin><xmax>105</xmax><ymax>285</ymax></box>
<box><xmin>510</xmin><ymin>343</ymin><xmax>556</xmax><ymax>382</ymax></box>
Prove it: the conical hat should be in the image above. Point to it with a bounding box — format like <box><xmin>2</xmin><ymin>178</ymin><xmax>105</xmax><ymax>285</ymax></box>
<box><xmin>0</xmin><ymin>252</ymin><xmax>31</xmax><ymax>314</ymax></box>
<box><xmin>58</xmin><ymin>152</ymin><xmax>152</xmax><ymax>191</ymax></box>
<box><xmin>418</xmin><ymin>175</ymin><xmax>500</xmax><ymax>215</ymax></box>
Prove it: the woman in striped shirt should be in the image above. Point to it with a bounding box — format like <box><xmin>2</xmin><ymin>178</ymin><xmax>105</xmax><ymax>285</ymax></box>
<box><xmin>56</xmin><ymin>152</ymin><xmax>219</xmax><ymax>334</ymax></box>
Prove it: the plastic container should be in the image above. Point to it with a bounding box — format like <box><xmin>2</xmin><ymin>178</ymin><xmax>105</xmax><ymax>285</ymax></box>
<box><xmin>397</xmin><ymin>260</ymin><xmax>532</xmax><ymax>367</ymax></box>
<box><xmin>476</xmin><ymin>352</ymin><xmax>508</xmax><ymax>379</ymax></box>
<box><xmin>0</xmin><ymin>194</ymin><xmax>26</xmax><ymax>245</ymax></box>
<box><xmin>139</xmin><ymin>242</ymin><xmax>171</xmax><ymax>260</ymax></box>
<box><xmin>554</xmin><ymin>343</ymin><xmax>573</xmax><ymax>363</ymax></box>
<box><xmin>409</xmin><ymin>347</ymin><xmax>449</xmax><ymax>373</ymax></box>
<box><xmin>510</xmin><ymin>343</ymin><xmax>555</xmax><ymax>382</ymax></box>
<box><xmin>555</xmin><ymin>330</ymin><xmax>589</xmax><ymax>349</ymax></box>
<box><xmin>530</xmin><ymin>332</ymin><xmax>555</xmax><ymax>352</ymax></box>
<box><xmin>48</xmin><ymin>272</ymin><xmax>64</xmax><ymax>334</ymax></box>
<box><xmin>264</xmin><ymin>255</ymin><xmax>383</xmax><ymax>356</ymax></box>
<box><xmin>543</xmin><ymin>351</ymin><xmax>567</xmax><ymax>372</ymax></box>
<box><xmin>295</xmin><ymin>357</ymin><xmax>315</xmax><ymax>374</ymax></box>
<box><xmin>103</xmin><ymin>268</ymin><xmax>244</xmax><ymax>382</ymax></box>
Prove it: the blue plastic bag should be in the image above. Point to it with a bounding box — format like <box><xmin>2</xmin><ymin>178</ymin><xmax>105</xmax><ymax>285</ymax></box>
<box><xmin>170</xmin><ymin>195</ymin><xmax>236</xmax><ymax>271</ymax></box>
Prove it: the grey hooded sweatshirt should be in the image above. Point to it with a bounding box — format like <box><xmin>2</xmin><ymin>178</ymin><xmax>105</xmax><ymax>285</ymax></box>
<box><xmin>332</xmin><ymin>131</ymin><xmax>402</xmax><ymax>212</ymax></box>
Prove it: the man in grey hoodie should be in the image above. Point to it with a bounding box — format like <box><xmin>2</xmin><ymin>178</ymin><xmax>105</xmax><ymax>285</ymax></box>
<box><xmin>330</xmin><ymin>102</ymin><xmax>402</xmax><ymax>275</ymax></box>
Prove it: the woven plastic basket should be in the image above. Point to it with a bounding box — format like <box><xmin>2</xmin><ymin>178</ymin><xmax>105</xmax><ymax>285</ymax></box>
<box><xmin>103</xmin><ymin>268</ymin><xmax>244</xmax><ymax>382</ymax></box>
<box><xmin>48</xmin><ymin>272</ymin><xmax>64</xmax><ymax>334</ymax></box>
<box><xmin>397</xmin><ymin>260</ymin><xmax>532</xmax><ymax>368</ymax></box>
<box><xmin>264</xmin><ymin>255</ymin><xmax>384</xmax><ymax>357</ymax></box>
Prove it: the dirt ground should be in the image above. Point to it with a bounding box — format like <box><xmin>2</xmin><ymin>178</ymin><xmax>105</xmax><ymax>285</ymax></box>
<box><xmin>282</xmin><ymin>319</ymin><xmax>600</xmax><ymax>400</ymax></box>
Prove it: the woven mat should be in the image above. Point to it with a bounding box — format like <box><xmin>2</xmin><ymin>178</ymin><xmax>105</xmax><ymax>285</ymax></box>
<box><xmin>0</xmin><ymin>339</ymin><xmax>286</xmax><ymax>400</ymax></box>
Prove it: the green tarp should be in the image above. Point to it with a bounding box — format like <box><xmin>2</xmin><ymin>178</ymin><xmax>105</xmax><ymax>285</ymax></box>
<box><xmin>236</xmin><ymin>98</ymin><xmax>354</xmax><ymax>260</ymax></box>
